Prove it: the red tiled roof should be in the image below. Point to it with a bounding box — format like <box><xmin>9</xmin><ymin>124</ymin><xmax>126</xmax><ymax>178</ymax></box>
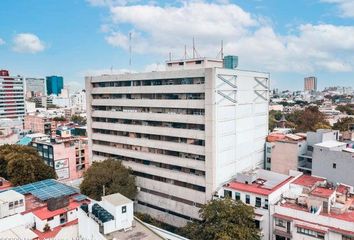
<box><xmin>226</xmin><ymin>176</ymin><xmax>293</xmax><ymax>196</ymax></box>
<box><xmin>292</xmin><ymin>175</ymin><xmax>325</xmax><ymax>188</ymax></box>
<box><xmin>32</xmin><ymin>219</ymin><xmax>78</xmax><ymax>240</ymax></box>
<box><xmin>311</xmin><ymin>187</ymin><xmax>335</xmax><ymax>198</ymax></box>
<box><xmin>32</xmin><ymin>202</ymin><xmax>80</xmax><ymax>220</ymax></box>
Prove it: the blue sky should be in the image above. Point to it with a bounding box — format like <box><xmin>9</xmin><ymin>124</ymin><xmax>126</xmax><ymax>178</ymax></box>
<box><xmin>0</xmin><ymin>0</ymin><xmax>353</xmax><ymax>90</ymax></box>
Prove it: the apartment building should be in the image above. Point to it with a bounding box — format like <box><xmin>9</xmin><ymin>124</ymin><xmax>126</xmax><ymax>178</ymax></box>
<box><xmin>304</xmin><ymin>76</ymin><xmax>317</xmax><ymax>92</ymax></box>
<box><xmin>86</xmin><ymin>57</ymin><xmax>270</xmax><ymax>226</ymax></box>
<box><xmin>0</xmin><ymin>70</ymin><xmax>25</xmax><ymax>120</ymax></box>
<box><xmin>30</xmin><ymin>134</ymin><xmax>89</xmax><ymax>183</ymax></box>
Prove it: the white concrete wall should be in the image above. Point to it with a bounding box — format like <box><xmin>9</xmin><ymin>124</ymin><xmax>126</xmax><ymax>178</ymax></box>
<box><xmin>213</xmin><ymin>68</ymin><xmax>269</xmax><ymax>188</ymax></box>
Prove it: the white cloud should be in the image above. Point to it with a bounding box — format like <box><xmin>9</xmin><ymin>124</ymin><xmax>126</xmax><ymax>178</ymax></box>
<box><xmin>0</xmin><ymin>38</ymin><xmax>5</xmax><ymax>45</ymax></box>
<box><xmin>86</xmin><ymin>0</ymin><xmax>141</xmax><ymax>7</ymax></box>
<box><xmin>321</xmin><ymin>0</ymin><xmax>354</xmax><ymax>18</ymax></box>
<box><xmin>96</xmin><ymin>1</ymin><xmax>354</xmax><ymax>73</ymax></box>
<box><xmin>12</xmin><ymin>33</ymin><xmax>45</xmax><ymax>53</ymax></box>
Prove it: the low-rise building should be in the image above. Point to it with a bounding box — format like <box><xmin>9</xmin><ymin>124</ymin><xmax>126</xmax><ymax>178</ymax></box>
<box><xmin>0</xmin><ymin>118</ymin><xmax>23</xmax><ymax>145</ymax></box>
<box><xmin>0</xmin><ymin>179</ymin><xmax>89</xmax><ymax>239</ymax></box>
<box><xmin>30</xmin><ymin>134</ymin><xmax>89</xmax><ymax>184</ymax></box>
<box><xmin>273</xmin><ymin>175</ymin><xmax>354</xmax><ymax>240</ymax></box>
<box><xmin>215</xmin><ymin>169</ymin><xmax>301</xmax><ymax>240</ymax></box>
<box><xmin>266</xmin><ymin>129</ymin><xmax>339</xmax><ymax>175</ymax></box>
<box><xmin>312</xmin><ymin>140</ymin><xmax>354</xmax><ymax>186</ymax></box>
<box><xmin>215</xmin><ymin>171</ymin><xmax>354</xmax><ymax>240</ymax></box>
<box><xmin>78</xmin><ymin>192</ymin><xmax>188</xmax><ymax>240</ymax></box>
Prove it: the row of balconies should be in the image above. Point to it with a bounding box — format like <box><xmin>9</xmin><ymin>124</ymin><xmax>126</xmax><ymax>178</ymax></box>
<box><xmin>92</xmin><ymin>133</ymin><xmax>205</xmax><ymax>155</ymax></box>
<box><xmin>91</xmin><ymin>98</ymin><xmax>205</xmax><ymax>109</ymax></box>
<box><xmin>91</xmin><ymin>110</ymin><xmax>205</xmax><ymax>124</ymax></box>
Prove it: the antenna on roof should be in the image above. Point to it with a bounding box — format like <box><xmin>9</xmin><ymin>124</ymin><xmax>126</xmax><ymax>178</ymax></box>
<box><xmin>216</xmin><ymin>40</ymin><xmax>224</xmax><ymax>59</ymax></box>
<box><xmin>184</xmin><ymin>45</ymin><xmax>187</xmax><ymax>59</ymax></box>
<box><xmin>129</xmin><ymin>32</ymin><xmax>132</xmax><ymax>72</ymax></box>
<box><xmin>169</xmin><ymin>52</ymin><xmax>172</xmax><ymax>61</ymax></box>
<box><xmin>192</xmin><ymin>37</ymin><xmax>200</xmax><ymax>58</ymax></box>
<box><xmin>192</xmin><ymin>37</ymin><xmax>195</xmax><ymax>58</ymax></box>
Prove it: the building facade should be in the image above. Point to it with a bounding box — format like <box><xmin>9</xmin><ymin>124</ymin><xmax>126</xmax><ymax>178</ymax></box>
<box><xmin>31</xmin><ymin>135</ymin><xmax>89</xmax><ymax>183</ymax></box>
<box><xmin>46</xmin><ymin>76</ymin><xmax>64</xmax><ymax>96</ymax></box>
<box><xmin>0</xmin><ymin>70</ymin><xmax>25</xmax><ymax>120</ymax></box>
<box><xmin>312</xmin><ymin>140</ymin><xmax>354</xmax><ymax>186</ymax></box>
<box><xmin>304</xmin><ymin>76</ymin><xmax>317</xmax><ymax>92</ymax></box>
<box><xmin>25</xmin><ymin>77</ymin><xmax>46</xmax><ymax>98</ymax></box>
<box><xmin>267</xmin><ymin>129</ymin><xmax>339</xmax><ymax>176</ymax></box>
<box><xmin>86</xmin><ymin>58</ymin><xmax>270</xmax><ymax>226</ymax></box>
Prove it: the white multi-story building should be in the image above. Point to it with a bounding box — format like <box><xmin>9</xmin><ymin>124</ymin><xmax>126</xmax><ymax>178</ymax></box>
<box><xmin>86</xmin><ymin>57</ymin><xmax>270</xmax><ymax>226</ymax></box>
<box><xmin>0</xmin><ymin>70</ymin><xmax>25</xmax><ymax>120</ymax></box>
<box><xmin>71</xmin><ymin>90</ymin><xmax>86</xmax><ymax>112</ymax></box>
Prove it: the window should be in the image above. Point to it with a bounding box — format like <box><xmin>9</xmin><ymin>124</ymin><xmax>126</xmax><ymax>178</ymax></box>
<box><xmin>275</xmin><ymin>218</ymin><xmax>285</xmax><ymax>228</ymax></box>
<box><xmin>235</xmin><ymin>192</ymin><xmax>241</xmax><ymax>201</ymax></box>
<box><xmin>264</xmin><ymin>199</ymin><xmax>269</xmax><ymax>209</ymax></box>
<box><xmin>9</xmin><ymin>202</ymin><xmax>14</xmax><ymax>209</ymax></box>
<box><xmin>297</xmin><ymin>227</ymin><xmax>325</xmax><ymax>239</ymax></box>
<box><xmin>47</xmin><ymin>217</ymin><xmax>54</xmax><ymax>221</ymax></box>
<box><xmin>122</xmin><ymin>206</ymin><xmax>127</xmax><ymax>213</ymax></box>
<box><xmin>307</xmin><ymin>146</ymin><xmax>314</xmax><ymax>152</ymax></box>
<box><xmin>255</xmin><ymin>220</ymin><xmax>260</xmax><ymax>229</ymax></box>
<box><xmin>267</xmin><ymin>147</ymin><xmax>272</xmax><ymax>153</ymax></box>
<box><xmin>245</xmin><ymin>195</ymin><xmax>250</xmax><ymax>204</ymax></box>
<box><xmin>195</xmin><ymin>60</ymin><xmax>202</xmax><ymax>64</ymax></box>
<box><xmin>343</xmin><ymin>235</ymin><xmax>354</xmax><ymax>240</ymax></box>
<box><xmin>267</xmin><ymin>157</ymin><xmax>271</xmax><ymax>163</ymax></box>
<box><xmin>333</xmin><ymin>163</ymin><xmax>337</xmax><ymax>169</ymax></box>
<box><xmin>19</xmin><ymin>199</ymin><xmax>23</xmax><ymax>206</ymax></box>
<box><xmin>255</xmin><ymin>197</ymin><xmax>261</xmax><ymax>207</ymax></box>
<box><xmin>224</xmin><ymin>190</ymin><xmax>232</xmax><ymax>198</ymax></box>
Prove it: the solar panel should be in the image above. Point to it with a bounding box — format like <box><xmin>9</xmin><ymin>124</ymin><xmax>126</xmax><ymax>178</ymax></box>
<box><xmin>11</xmin><ymin>179</ymin><xmax>78</xmax><ymax>201</ymax></box>
<box><xmin>74</xmin><ymin>194</ymin><xmax>87</xmax><ymax>202</ymax></box>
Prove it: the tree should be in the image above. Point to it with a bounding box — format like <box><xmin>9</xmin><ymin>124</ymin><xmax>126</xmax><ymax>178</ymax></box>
<box><xmin>286</xmin><ymin>106</ymin><xmax>331</xmax><ymax>132</ymax></box>
<box><xmin>0</xmin><ymin>145</ymin><xmax>57</xmax><ymax>186</ymax></box>
<box><xmin>52</xmin><ymin>116</ymin><xmax>67</xmax><ymax>121</ymax></box>
<box><xmin>269</xmin><ymin>110</ymin><xmax>282</xmax><ymax>131</ymax></box>
<box><xmin>333</xmin><ymin>117</ymin><xmax>354</xmax><ymax>131</ymax></box>
<box><xmin>336</xmin><ymin>104</ymin><xmax>354</xmax><ymax>115</ymax></box>
<box><xmin>80</xmin><ymin>159</ymin><xmax>137</xmax><ymax>201</ymax></box>
<box><xmin>70</xmin><ymin>114</ymin><xmax>87</xmax><ymax>125</ymax></box>
<box><xmin>180</xmin><ymin>198</ymin><xmax>260</xmax><ymax>240</ymax></box>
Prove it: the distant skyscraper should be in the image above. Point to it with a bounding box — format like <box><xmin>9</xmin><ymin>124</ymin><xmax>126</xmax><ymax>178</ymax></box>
<box><xmin>0</xmin><ymin>70</ymin><xmax>25</xmax><ymax>119</ymax></box>
<box><xmin>304</xmin><ymin>76</ymin><xmax>317</xmax><ymax>92</ymax></box>
<box><xmin>25</xmin><ymin>78</ymin><xmax>46</xmax><ymax>98</ymax></box>
<box><xmin>46</xmin><ymin>76</ymin><xmax>63</xmax><ymax>95</ymax></box>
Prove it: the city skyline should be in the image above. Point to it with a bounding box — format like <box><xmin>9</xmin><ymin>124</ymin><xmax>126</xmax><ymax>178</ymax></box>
<box><xmin>0</xmin><ymin>0</ymin><xmax>354</xmax><ymax>90</ymax></box>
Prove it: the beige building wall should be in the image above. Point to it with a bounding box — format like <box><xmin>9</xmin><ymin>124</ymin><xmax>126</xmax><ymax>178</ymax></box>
<box><xmin>271</xmin><ymin>141</ymin><xmax>300</xmax><ymax>175</ymax></box>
